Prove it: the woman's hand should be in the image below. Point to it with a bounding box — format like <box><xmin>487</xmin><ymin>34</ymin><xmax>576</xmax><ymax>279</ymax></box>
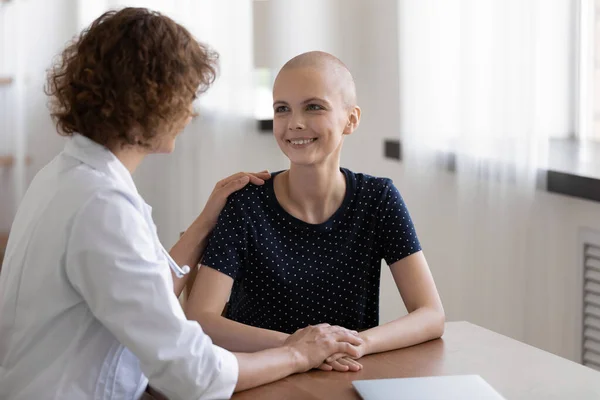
<box><xmin>198</xmin><ymin>170</ymin><xmax>270</xmax><ymax>228</ymax></box>
<box><xmin>317</xmin><ymin>332</ymin><xmax>369</xmax><ymax>371</ymax></box>
<box><xmin>283</xmin><ymin>324</ymin><xmax>364</xmax><ymax>373</ymax></box>
<box><xmin>317</xmin><ymin>356</ymin><xmax>363</xmax><ymax>372</ymax></box>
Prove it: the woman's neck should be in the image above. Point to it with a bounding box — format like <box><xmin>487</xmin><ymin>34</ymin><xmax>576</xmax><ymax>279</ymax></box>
<box><xmin>108</xmin><ymin>143</ymin><xmax>147</xmax><ymax>174</ymax></box>
<box><xmin>274</xmin><ymin>161</ymin><xmax>346</xmax><ymax>225</ymax></box>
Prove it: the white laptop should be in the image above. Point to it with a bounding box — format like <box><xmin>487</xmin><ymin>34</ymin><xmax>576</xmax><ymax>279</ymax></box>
<box><xmin>352</xmin><ymin>375</ymin><xmax>506</xmax><ymax>400</ymax></box>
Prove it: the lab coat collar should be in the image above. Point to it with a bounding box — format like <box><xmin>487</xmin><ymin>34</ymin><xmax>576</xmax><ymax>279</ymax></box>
<box><xmin>63</xmin><ymin>134</ymin><xmax>140</xmax><ymax>197</ymax></box>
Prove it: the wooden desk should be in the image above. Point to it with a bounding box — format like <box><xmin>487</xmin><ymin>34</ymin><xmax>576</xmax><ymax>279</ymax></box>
<box><xmin>232</xmin><ymin>321</ymin><xmax>600</xmax><ymax>400</ymax></box>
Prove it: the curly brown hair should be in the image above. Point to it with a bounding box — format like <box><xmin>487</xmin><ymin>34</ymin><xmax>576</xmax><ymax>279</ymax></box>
<box><xmin>46</xmin><ymin>7</ymin><xmax>218</xmax><ymax>148</ymax></box>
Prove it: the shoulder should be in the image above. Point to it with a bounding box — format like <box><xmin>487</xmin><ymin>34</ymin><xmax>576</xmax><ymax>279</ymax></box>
<box><xmin>68</xmin><ymin>187</ymin><xmax>154</xmax><ymax>260</ymax></box>
<box><xmin>66</xmin><ymin>193</ymin><xmax>152</xmax><ymax>263</ymax></box>
<box><xmin>344</xmin><ymin>168</ymin><xmax>397</xmax><ymax>201</ymax></box>
<box><xmin>28</xmin><ymin>154</ymin><xmax>140</xmax><ymax>221</ymax></box>
<box><xmin>229</xmin><ymin>180</ymin><xmax>269</xmax><ymax>201</ymax></box>
<box><xmin>69</xmin><ymin>171</ymin><xmax>140</xmax><ymax>216</ymax></box>
<box><xmin>223</xmin><ymin>179</ymin><xmax>272</xmax><ymax>213</ymax></box>
<box><xmin>49</xmin><ymin>158</ymin><xmax>145</xmax><ymax>232</ymax></box>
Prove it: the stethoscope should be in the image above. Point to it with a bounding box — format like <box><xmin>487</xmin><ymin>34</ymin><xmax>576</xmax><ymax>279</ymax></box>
<box><xmin>162</xmin><ymin>247</ymin><xmax>191</xmax><ymax>278</ymax></box>
<box><xmin>139</xmin><ymin>196</ymin><xmax>191</xmax><ymax>279</ymax></box>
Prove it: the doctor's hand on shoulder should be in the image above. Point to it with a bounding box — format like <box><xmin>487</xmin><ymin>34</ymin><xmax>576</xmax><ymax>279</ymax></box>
<box><xmin>169</xmin><ymin>170</ymin><xmax>270</xmax><ymax>297</ymax></box>
<box><xmin>199</xmin><ymin>170</ymin><xmax>271</xmax><ymax>229</ymax></box>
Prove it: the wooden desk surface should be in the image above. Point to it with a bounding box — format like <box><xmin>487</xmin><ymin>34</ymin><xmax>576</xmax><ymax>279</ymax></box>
<box><xmin>232</xmin><ymin>321</ymin><xmax>600</xmax><ymax>400</ymax></box>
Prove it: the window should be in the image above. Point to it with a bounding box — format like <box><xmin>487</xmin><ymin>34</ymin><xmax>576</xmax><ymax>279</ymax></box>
<box><xmin>578</xmin><ymin>0</ymin><xmax>600</xmax><ymax>141</ymax></box>
<box><xmin>254</xmin><ymin>68</ymin><xmax>275</xmax><ymax>121</ymax></box>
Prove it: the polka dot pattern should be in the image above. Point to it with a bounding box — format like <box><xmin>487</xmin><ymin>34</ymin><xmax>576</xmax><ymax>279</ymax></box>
<box><xmin>201</xmin><ymin>168</ymin><xmax>421</xmax><ymax>334</ymax></box>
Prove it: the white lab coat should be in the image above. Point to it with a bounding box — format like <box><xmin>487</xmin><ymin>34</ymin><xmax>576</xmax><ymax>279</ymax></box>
<box><xmin>0</xmin><ymin>134</ymin><xmax>238</xmax><ymax>400</ymax></box>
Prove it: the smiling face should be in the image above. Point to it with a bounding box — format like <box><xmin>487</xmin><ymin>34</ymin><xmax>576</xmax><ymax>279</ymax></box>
<box><xmin>272</xmin><ymin>60</ymin><xmax>360</xmax><ymax>168</ymax></box>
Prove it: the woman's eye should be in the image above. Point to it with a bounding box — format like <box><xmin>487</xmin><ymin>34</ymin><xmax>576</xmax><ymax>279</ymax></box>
<box><xmin>306</xmin><ymin>104</ymin><xmax>324</xmax><ymax>111</ymax></box>
<box><xmin>274</xmin><ymin>105</ymin><xmax>289</xmax><ymax>113</ymax></box>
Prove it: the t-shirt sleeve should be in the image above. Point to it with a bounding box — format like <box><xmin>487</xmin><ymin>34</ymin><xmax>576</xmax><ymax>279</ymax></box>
<box><xmin>201</xmin><ymin>196</ymin><xmax>248</xmax><ymax>279</ymax></box>
<box><xmin>378</xmin><ymin>180</ymin><xmax>422</xmax><ymax>265</ymax></box>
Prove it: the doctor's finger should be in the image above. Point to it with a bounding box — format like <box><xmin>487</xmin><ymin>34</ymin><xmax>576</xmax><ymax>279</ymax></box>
<box><xmin>216</xmin><ymin>172</ymin><xmax>248</xmax><ymax>188</ymax></box>
<box><xmin>325</xmin><ymin>352</ymin><xmax>346</xmax><ymax>363</ymax></box>
<box><xmin>219</xmin><ymin>176</ymin><xmax>251</xmax><ymax>197</ymax></box>
<box><xmin>217</xmin><ymin>171</ymin><xmax>269</xmax><ymax>188</ymax></box>
<box><xmin>234</xmin><ymin>171</ymin><xmax>270</xmax><ymax>186</ymax></box>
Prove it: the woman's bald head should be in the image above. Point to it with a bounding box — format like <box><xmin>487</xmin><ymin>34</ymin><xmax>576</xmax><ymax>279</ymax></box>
<box><xmin>275</xmin><ymin>51</ymin><xmax>357</xmax><ymax>109</ymax></box>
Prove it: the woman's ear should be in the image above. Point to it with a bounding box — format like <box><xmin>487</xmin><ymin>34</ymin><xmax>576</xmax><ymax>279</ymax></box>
<box><xmin>343</xmin><ymin>106</ymin><xmax>361</xmax><ymax>135</ymax></box>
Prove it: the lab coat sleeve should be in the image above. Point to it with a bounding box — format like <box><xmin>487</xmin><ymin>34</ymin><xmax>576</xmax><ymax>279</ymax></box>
<box><xmin>65</xmin><ymin>190</ymin><xmax>238</xmax><ymax>400</ymax></box>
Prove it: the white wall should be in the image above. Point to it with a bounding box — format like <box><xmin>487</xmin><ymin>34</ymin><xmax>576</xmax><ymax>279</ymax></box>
<box><xmin>253</xmin><ymin>0</ymin><xmax>342</xmax><ymax>70</ymax></box>
<box><xmin>0</xmin><ymin>0</ymin><xmax>77</xmax><ymax>233</ymax></box>
<box><xmin>21</xmin><ymin>0</ymin><xmax>78</xmax><ymax>181</ymax></box>
<box><xmin>373</xmin><ymin>161</ymin><xmax>596</xmax><ymax>364</ymax></box>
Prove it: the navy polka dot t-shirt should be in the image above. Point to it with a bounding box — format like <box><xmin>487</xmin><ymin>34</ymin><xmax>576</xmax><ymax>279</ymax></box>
<box><xmin>201</xmin><ymin>168</ymin><xmax>421</xmax><ymax>334</ymax></box>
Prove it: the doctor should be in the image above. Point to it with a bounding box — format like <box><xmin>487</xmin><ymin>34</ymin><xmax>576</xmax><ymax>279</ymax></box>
<box><xmin>0</xmin><ymin>7</ymin><xmax>364</xmax><ymax>400</ymax></box>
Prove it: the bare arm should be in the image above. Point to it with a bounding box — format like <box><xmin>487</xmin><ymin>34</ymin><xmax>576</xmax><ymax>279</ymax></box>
<box><xmin>233</xmin><ymin>347</ymin><xmax>298</xmax><ymax>392</ymax></box>
<box><xmin>169</xmin><ymin>216</ymin><xmax>212</xmax><ymax>298</ymax></box>
<box><xmin>166</xmin><ymin>171</ymin><xmax>271</xmax><ymax>298</ymax></box>
<box><xmin>185</xmin><ymin>265</ymin><xmax>289</xmax><ymax>352</ymax></box>
<box><xmin>356</xmin><ymin>251</ymin><xmax>445</xmax><ymax>357</ymax></box>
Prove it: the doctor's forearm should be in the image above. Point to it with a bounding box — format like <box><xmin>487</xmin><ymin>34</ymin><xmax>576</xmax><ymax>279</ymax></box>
<box><xmin>187</xmin><ymin>311</ymin><xmax>289</xmax><ymax>353</ymax></box>
<box><xmin>233</xmin><ymin>347</ymin><xmax>300</xmax><ymax>392</ymax></box>
<box><xmin>169</xmin><ymin>215</ymin><xmax>212</xmax><ymax>297</ymax></box>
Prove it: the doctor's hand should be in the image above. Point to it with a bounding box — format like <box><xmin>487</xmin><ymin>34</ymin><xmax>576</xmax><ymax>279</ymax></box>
<box><xmin>283</xmin><ymin>324</ymin><xmax>364</xmax><ymax>373</ymax></box>
<box><xmin>199</xmin><ymin>170</ymin><xmax>271</xmax><ymax>229</ymax></box>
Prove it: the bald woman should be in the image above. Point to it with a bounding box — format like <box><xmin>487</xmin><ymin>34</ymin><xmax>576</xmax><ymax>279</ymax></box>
<box><xmin>185</xmin><ymin>51</ymin><xmax>445</xmax><ymax>372</ymax></box>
